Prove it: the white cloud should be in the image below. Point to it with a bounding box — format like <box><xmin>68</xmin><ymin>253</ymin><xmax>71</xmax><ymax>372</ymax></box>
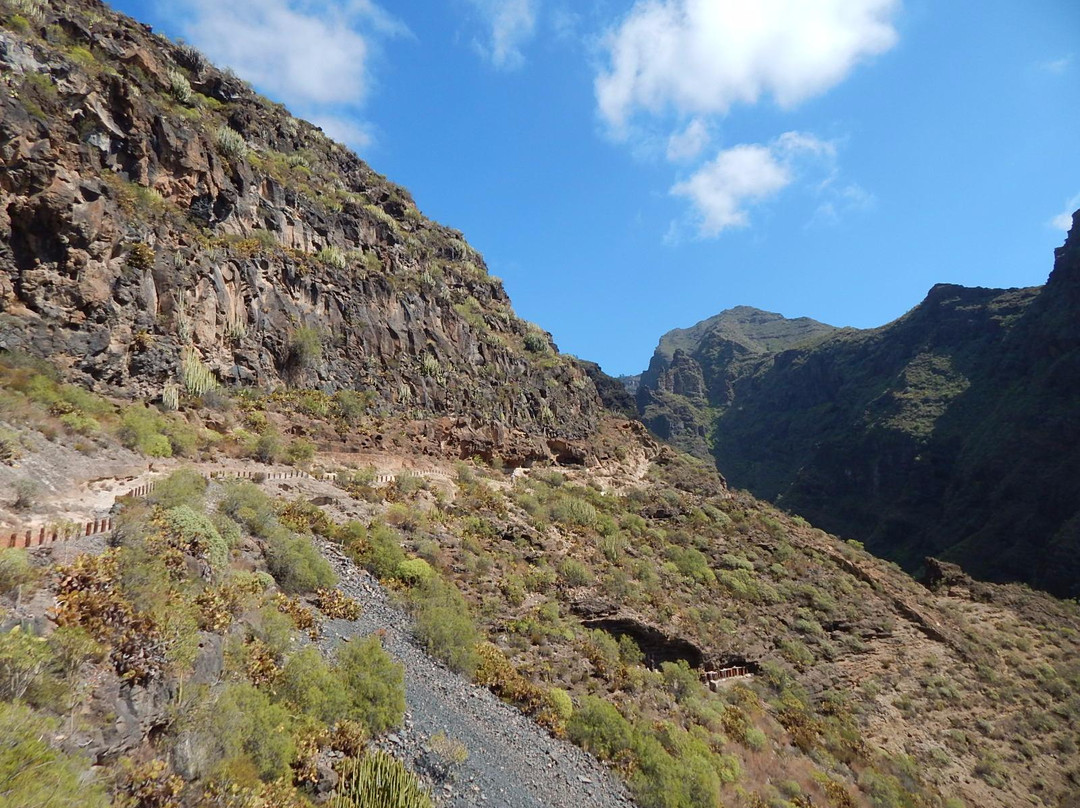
<box><xmin>671</xmin><ymin>132</ymin><xmax>835</xmax><ymax>235</ymax></box>
<box><xmin>1041</xmin><ymin>55</ymin><xmax>1072</xmax><ymax>75</ymax></box>
<box><xmin>596</xmin><ymin>0</ymin><xmax>900</xmax><ymax>133</ymax></box>
<box><xmin>666</xmin><ymin>118</ymin><xmax>710</xmax><ymax>162</ymax></box>
<box><xmin>466</xmin><ymin>0</ymin><xmax>539</xmax><ymax>70</ymax></box>
<box><xmin>310</xmin><ymin>114</ymin><xmax>372</xmax><ymax>150</ymax></box>
<box><xmin>169</xmin><ymin>0</ymin><xmax>404</xmax><ymax>148</ymax></box>
<box><xmin>1050</xmin><ymin>194</ymin><xmax>1080</xmax><ymax>231</ymax></box>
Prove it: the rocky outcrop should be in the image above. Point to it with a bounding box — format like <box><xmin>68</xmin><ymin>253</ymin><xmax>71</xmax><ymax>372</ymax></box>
<box><xmin>0</xmin><ymin>0</ymin><xmax>602</xmax><ymax>443</ymax></box>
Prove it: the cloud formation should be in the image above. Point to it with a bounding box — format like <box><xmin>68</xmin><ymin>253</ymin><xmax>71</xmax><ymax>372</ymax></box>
<box><xmin>671</xmin><ymin>132</ymin><xmax>835</xmax><ymax>235</ymax></box>
<box><xmin>171</xmin><ymin>0</ymin><xmax>405</xmax><ymax>147</ymax></box>
<box><xmin>1041</xmin><ymin>55</ymin><xmax>1072</xmax><ymax>75</ymax></box>
<box><xmin>596</xmin><ymin>0</ymin><xmax>900</xmax><ymax>133</ymax></box>
<box><xmin>466</xmin><ymin>0</ymin><xmax>539</xmax><ymax>69</ymax></box>
<box><xmin>666</xmin><ymin>118</ymin><xmax>710</xmax><ymax>162</ymax></box>
<box><xmin>1050</xmin><ymin>194</ymin><xmax>1080</xmax><ymax>231</ymax></box>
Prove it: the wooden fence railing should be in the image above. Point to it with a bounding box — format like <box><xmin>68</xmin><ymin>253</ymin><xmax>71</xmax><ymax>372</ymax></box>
<box><xmin>5</xmin><ymin>464</ymin><xmax>451</xmax><ymax>550</ymax></box>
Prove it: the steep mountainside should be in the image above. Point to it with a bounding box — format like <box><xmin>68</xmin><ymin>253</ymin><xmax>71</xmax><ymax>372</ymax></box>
<box><xmin>635</xmin><ymin>307</ymin><xmax>838</xmax><ymax>458</ymax></box>
<box><xmin>634</xmin><ymin>222</ymin><xmax>1080</xmax><ymax>597</ymax></box>
<box><xmin>0</xmin><ymin>0</ymin><xmax>602</xmax><ymax>460</ymax></box>
<box><xmin>2</xmin><ymin>3</ymin><xmax>1080</xmax><ymax>808</ymax></box>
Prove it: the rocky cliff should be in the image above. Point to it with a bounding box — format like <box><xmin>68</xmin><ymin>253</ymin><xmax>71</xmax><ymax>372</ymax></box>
<box><xmin>633</xmin><ymin>223</ymin><xmax>1080</xmax><ymax>597</ymax></box>
<box><xmin>634</xmin><ymin>306</ymin><xmax>837</xmax><ymax>458</ymax></box>
<box><xmin>0</xmin><ymin>0</ymin><xmax>602</xmax><ymax>454</ymax></box>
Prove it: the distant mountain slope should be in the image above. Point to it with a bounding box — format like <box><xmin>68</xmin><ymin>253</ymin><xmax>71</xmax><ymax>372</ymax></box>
<box><xmin>634</xmin><ymin>219</ymin><xmax>1080</xmax><ymax>597</ymax></box>
<box><xmin>634</xmin><ymin>307</ymin><xmax>838</xmax><ymax>458</ymax></box>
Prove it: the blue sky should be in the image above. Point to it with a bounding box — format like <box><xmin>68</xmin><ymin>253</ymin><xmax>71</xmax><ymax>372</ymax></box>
<box><xmin>111</xmin><ymin>0</ymin><xmax>1080</xmax><ymax>376</ymax></box>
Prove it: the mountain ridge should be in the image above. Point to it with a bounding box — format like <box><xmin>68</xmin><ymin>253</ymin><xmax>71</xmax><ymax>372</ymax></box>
<box><xmin>632</xmin><ymin>218</ymin><xmax>1079</xmax><ymax>596</ymax></box>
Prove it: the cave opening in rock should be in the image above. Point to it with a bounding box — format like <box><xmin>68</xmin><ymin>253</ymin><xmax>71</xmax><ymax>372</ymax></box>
<box><xmin>583</xmin><ymin>617</ymin><xmax>704</xmax><ymax>671</ymax></box>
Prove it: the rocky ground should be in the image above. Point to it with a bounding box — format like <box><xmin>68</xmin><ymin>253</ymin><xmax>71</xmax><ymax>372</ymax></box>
<box><xmin>314</xmin><ymin>537</ymin><xmax>635</xmax><ymax>808</ymax></box>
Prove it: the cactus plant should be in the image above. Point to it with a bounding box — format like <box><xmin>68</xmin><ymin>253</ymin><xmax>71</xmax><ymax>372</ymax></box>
<box><xmin>330</xmin><ymin>751</ymin><xmax>432</xmax><ymax>808</ymax></box>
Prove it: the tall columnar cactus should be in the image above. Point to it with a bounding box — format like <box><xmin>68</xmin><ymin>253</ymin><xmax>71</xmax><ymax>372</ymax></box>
<box><xmin>330</xmin><ymin>751</ymin><xmax>432</xmax><ymax>808</ymax></box>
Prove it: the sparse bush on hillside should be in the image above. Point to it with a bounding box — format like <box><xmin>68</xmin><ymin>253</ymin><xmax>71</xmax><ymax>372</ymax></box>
<box><xmin>550</xmin><ymin>497</ymin><xmax>597</xmax><ymax>530</ymax></box>
<box><xmin>149</xmin><ymin>468</ymin><xmax>208</xmax><ymax>510</ymax></box>
<box><xmin>164</xmin><ymin>66</ymin><xmax>192</xmax><ymax>104</ymax></box>
<box><xmin>0</xmin><ymin>548</ymin><xmax>36</xmax><ymax>596</ymax></box>
<box><xmin>336</xmin><ymin>637</ymin><xmax>405</xmax><ymax>735</ymax></box>
<box><xmin>254</xmin><ymin>428</ymin><xmax>282</xmax><ymax>464</ymax></box>
<box><xmin>409</xmin><ymin>577</ymin><xmax>479</xmax><ymax>675</ymax></box>
<box><xmin>12</xmin><ymin>477</ymin><xmax>38</xmax><ymax>510</ymax></box>
<box><xmin>317</xmin><ymin>246</ymin><xmax>348</xmax><ymax>270</ymax></box>
<box><xmin>286</xmin><ymin>326</ymin><xmax>323</xmax><ymax>372</ymax></box>
<box><xmin>0</xmin><ymin>703</ymin><xmax>110</xmax><ymax>808</ymax></box>
<box><xmin>265</xmin><ymin>531</ymin><xmax>336</xmax><ymax>594</ymax></box>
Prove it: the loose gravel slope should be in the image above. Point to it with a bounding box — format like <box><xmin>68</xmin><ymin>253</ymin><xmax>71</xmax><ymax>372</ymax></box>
<box><xmin>314</xmin><ymin>539</ymin><xmax>636</xmax><ymax>808</ymax></box>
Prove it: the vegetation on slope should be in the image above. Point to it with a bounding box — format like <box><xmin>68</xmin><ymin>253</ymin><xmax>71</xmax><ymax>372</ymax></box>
<box><xmin>633</xmin><ymin>240</ymin><xmax>1080</xmax><ymax>597</ymax></box>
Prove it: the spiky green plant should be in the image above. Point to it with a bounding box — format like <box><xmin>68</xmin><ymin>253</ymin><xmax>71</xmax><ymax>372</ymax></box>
<box><xmin>161</xmin><ymin>382</ymin><xmax>180</xmax><ymax>412</ymax></box>
<box><xmin>164</xmin><ymin>67</ymin><xmax>192</xmax><ymax>104</ymax></box>
<box><xmin>7</xmin><ymin>0</ymin><xmax>45</xmax><ymax>23</ymax></box>
<box><xmin>330</xmin><ymin>752</ymin><xmax>432</xmax><ymax>808</ymax></box>
<box><xmin>181</xmin><ymin>347</ymin><xmax>217</xmax><ymax>397</ymax></box>
<box><xmin>317</xmin><ymin>246</ymin><xmax>348</xmax><ymax>271</ymax></box>
<box><xmin>419</xmin><ymin>354</ymin><xmax>440</xmax><ymax>378</ymax></box>
<box><xmin>216</xmin><ymin>125</ymin><xmax>247</xmax><ymax>160</ymax></box>
<box><xmin>173</xmin><ymin>290</ymin><xmax>193</xmax><ymax>344</ymax></box>
<box><xmin>225</xmin><ymin>311</ymin><xmax>247</xmax><ymax>343</ymax></box>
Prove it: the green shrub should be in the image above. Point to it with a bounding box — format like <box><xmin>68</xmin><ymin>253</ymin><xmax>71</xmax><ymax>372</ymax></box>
<box><xmin>0</xmin><ymin>626</ymin><xmax>53</xmax><ymax>702</ymax></box>
<box><xmin>287</xmin><ymin>326</ymin><xmax>323</xmax><ymax>371</ymax></box>
<box><xmin>666</xmin><ymin>546</ymin><xmax>715</xmax><ymax>585</ymax></box>
<box><xmin>548</xmin><ymin>688</ymin><xmax>573</xmax><ymax>721</ymax></box>
<box><xmin>396</xmin><ymin>558</ymin><xmax>435</xmax><ymax>585</ymax></box>
<box><xmin>219</xmin><ymin>481</ymin><xmax>276</xmax><ymax>536</ymax></box>
<box><xmin>211</xmin><ymin>682</ymin><xmax>296</xmax><ymax>781</ymax></box>
<box><xmin>255</xmin><ymin>428</ymin><xmax>283</xmax><ymax>464</ymax></box>
<box><xmin>567</xmin><ymin>696</ymin><xmax>633</xmax><ymax>761</ymax></box>
<box><xmin>286</xmin><ymin>437</ymin><xmax>315</xmax><ymax>465</ymax></box>
<box><xmin>149</xmin><ymin>468</ymin><xmax>208</xmax><ymax>510</ymax></box>
<box><xmin>216</xmin><ymin>125</ymin><xmax>248</xmax><ymax>159</ymax></box>
<box><xmin>558</xmin><ymin>557</ymin><xmax>592</xmax><ymax>587</ymax></box>
<box><xmin>550</xmin><ymin>497</ymin><xmax>597</xmax><ymax>530</ymax></box>
<box><xmin>357</xmin><ymin>522</ymin><xmax>406</xmax><ymax>580</ymax></box>
<box><xmin>162</xmin><ymin>505</ymin><xmax>229</xmax><ymax>574</ymax></box>
<box><xmin>12</xmin><ymin>478</ymin><xmax>38</xmax><ymax>510</ymax></box>
<box><xmin>336</xmin><ymin>637</ymin><xmax>405</xmax><ymax>734</ymax></box>
<box><xmin>409</xmin><ymin>577</ymin><xmax>479</xmax><ymax>675</ymax></box>
<box><xmin>629</xmin><ymin>732</ymin><xmax>685</xmax><ymax>808</ymax></box>
<box><xmin>0</xmin><ymin>703</ymin><xmax>110</xmax><ymax>807</ymax></box>
<box><xmin>265</xmin><ymin>531</ymin><xmax>337</xmax><ymax>594</ymax></box>
<box><xmin>317</xmin><ymin>246</ymin><xmax>348</xmax><ymax>270</ymax></box>
<box><xmin>119</xmin><ymin>406</ymin><xmax>173</xmax><ymax>457</ymax></box>
<box><xmin>335</xmin><ymin>389</ymin><xmax>372</xmax><ymax>425</ymax></box>
<box><xmin>659</xmin><ymin>660</ymin><xmax>701</xmax><ymax>704</ymax></box>
<box><xmin>0</xmin><ymin>548</ymin><xmax>35</xmax><ymax>595</ymax></box>
<box><xmin>274</xmin><ymin>646</ymin><xmax>349</xmax><ymax>724</ymax></box>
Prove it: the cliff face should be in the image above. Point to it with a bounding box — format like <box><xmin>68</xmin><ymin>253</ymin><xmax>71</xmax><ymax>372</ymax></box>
<box><xmin>634</xmin><ymin>225</ymin><xmax>1080</xmax><ymax>596</ymax></box>
<box><xmin>0</xmin><ymin>0</ymin><xmax>601</xmax><ymax>449</ymax></box>
<box><xmin>634</xmin><ymin>306</ymin><xmax>837</xmax><ymax>458</ymax></box>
